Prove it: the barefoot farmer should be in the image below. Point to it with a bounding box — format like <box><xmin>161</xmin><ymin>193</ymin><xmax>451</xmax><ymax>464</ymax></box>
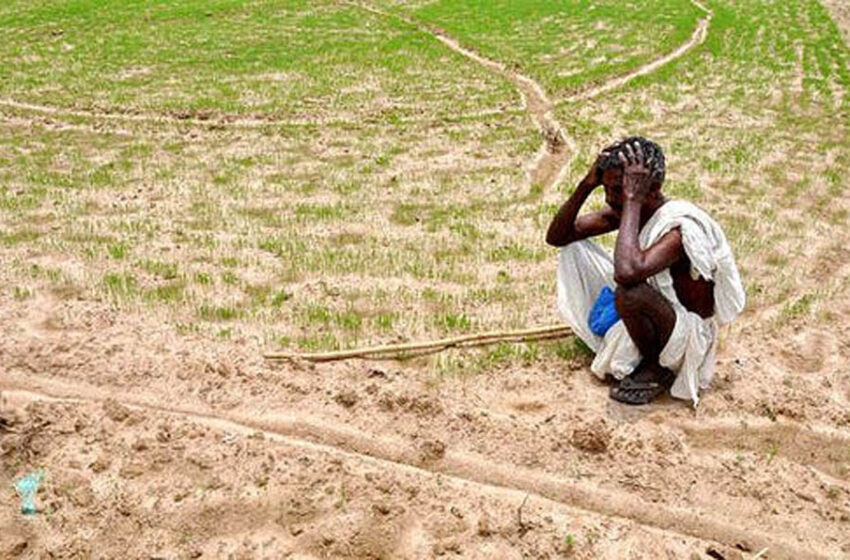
<box><xmin>546</xmin><ymin>137</ymin><xmax>745</xmax><ymax>405</ymax></box>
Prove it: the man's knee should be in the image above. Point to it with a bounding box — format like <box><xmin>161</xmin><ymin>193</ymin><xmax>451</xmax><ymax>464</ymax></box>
<box><xmin>614</xmin><ymin>283</ymin><xmax>655</xmax><ymax>317</ymax></box>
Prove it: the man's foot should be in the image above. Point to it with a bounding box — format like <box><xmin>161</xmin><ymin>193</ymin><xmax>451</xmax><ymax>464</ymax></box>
<box><xmin>609</xmin><ymin>362</ymin><xmax>674</xmax><ymax>405</ymax></box>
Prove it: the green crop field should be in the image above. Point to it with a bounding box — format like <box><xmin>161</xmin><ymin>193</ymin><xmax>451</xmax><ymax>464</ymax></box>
<box><xmin>0</xmin><ymin>0</ymin><xmax>848</xmax><ymax>376</ymax></box>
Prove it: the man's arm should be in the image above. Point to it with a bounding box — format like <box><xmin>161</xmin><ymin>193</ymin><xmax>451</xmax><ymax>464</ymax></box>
<box><xmin>614</xmin><ymin>205</ymin><xmax>684</xmax><ymax>286</ymax></box>
<box><xmin>614</xmin><ymin>142</ymin><xmax>685</xmax><ymax>286</ymax></box>
<box><xmin>545</xmin><ymin>191</ymin><xmax>619</xmax><ymax>247</ymax></box>
<box><xmin>545</xmin><ymin>154</ymin><xmax>619</xmax><ymax>247</ymax></box>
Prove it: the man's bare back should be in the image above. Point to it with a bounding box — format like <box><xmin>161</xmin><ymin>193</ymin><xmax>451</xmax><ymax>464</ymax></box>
<box><xmin>670</xmin><ymin>256</ymin><xmax>714</xmax><ymax>319</ymax></box>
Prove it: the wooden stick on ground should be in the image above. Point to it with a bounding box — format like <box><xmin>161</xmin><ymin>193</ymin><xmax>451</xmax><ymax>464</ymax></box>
<box><xmin>264</xmin><ymin>324</ymin><xmax>572</xmax><ymax>363</ymax></box>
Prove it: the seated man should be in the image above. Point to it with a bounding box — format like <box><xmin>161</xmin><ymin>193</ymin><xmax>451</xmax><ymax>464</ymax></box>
<box><xmin>546</xmin><ymin>137</ymin><xmax>745</xmax><ymax>405</ymax></box>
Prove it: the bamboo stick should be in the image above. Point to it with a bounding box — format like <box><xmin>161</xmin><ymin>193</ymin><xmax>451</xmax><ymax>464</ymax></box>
<box><xmin>264</xmin><ymin>324</ymin><xmax>572</xmax><ymax>362</ymax></box>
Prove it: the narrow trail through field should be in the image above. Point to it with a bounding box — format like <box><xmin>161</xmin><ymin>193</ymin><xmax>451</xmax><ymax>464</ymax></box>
<box><xmin>0</xmin><ymin>372</ymin><xmax>828</xmax><ymax>560</ymax></box>
<box><xmin>345</xmin><ymin>1</ymin><xmax>571</xmax><ymax>190</ymax></box>
<box><xmin>0</xmin><ymin>96</ymin><xmax>522</xmax><ymax>129</ymax></box>
<box><xmin>347</xmin><ymin>0</ymin><xmax>712</xmax><ymax>193</ymax></box>
<box><xmin>0</xmin><ymin>98</ymin><xmax>321</xmax><ymax>128</ymax></box>
<box><xmin>562</xmin><ymin>0</ymin><xmax>712</xmax><ymax>104</ymax></box>
<box><xmin>420</xmin><ymin>26</ymin><xmax>571</xmax><ymax>190</ymax></box>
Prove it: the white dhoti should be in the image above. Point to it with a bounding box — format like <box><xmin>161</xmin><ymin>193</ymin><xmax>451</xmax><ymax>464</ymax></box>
<box><xmin>556</xmin><ymin>201</ymin><xmax>746</xmax><ymax>406</ymax></box>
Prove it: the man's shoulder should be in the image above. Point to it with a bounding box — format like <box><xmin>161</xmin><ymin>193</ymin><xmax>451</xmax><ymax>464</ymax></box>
<box><xmin>661</xmin><ymin>199</ymin><xmax>719</xmax><ymax>226</ymax></box>
<box><xmin>665</xmin><ymin>199</ymin><xmax>705</xmax><ymax>214</ymax></box>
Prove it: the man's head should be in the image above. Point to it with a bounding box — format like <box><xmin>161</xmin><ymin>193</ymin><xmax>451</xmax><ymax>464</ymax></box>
<box><xmin>597</xmin><ymin>136</ymin><xmax>666</xmax><ymax>211</ymax></box>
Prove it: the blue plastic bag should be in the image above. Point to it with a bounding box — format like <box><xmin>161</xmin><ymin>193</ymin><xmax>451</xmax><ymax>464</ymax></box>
<box><xmin>14</xmin><ymin>470</ymin><xmax>44</xmax><ymax>515</ymax></box>
<box><xmin>588</xmin><ymin>286</ymin><xmax>620</xmax><ymax>336</ymax></box>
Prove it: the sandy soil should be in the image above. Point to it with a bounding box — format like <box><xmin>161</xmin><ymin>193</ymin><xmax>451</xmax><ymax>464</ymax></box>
<box><xmin>2</xmin><ymin>281</ymin><xmax>849</xmax><ymax>559</ymax></box>
<box><xmin>2</xmin><ymin>3</ymin><xmax>850</xmax><ymax>559</ymax></box>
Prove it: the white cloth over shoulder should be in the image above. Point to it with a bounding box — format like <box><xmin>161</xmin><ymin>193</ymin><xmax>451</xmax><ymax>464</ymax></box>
<box><xmin>556</xmin><ymin>200</ymin><xmax>745</xmax><ymax>405</ymax></box>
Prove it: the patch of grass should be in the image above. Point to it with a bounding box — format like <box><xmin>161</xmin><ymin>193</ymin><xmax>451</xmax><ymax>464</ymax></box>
<box><xmin>145</xmin><ymin>281</ymin><xmax>185</xmax><ymax>304</ymax></box>
<box><xmin>553</xmin><ymin>338</ymin><xmax>594</xmax><ymax>362</ymax></box>
<box><xmin>390</xmin><ymin>203</ymin><xmax>422</xmax><ymax>226</ymax></box>
<box><xmin>198</xmin><ymin>304</ymin><xmax>242</xmax><ymax>322</ymax></box>
<box><xmin>295</xmin><ymin>203</ymin><xmax>347</xmax><ymax>221</ymax></box>
<box><xmin>107</xmin><ymin>242</ymin><xmax>129</xmax><ymax>260</ymax></box>
<box><xmin>563</xmin><ymin>534</ymin><xmax>575</xmax><ymax>554</ymax></box>
<box><xmin>103</xmin><ymin>272</ymin><xmax>137</xmax><ymax>299</ymax></box>
<box><xmin>244</xmin><ymin>283</ymin><xmax>292</xmax><ymax>308</ymax></box>
<box><xmin>303</xmin><ymin>304</ymin><xmax>333</xmax><ymax>325</ymax></box>
<box><xmin>766</xmin><ymin>442</ymin><xmax>780</xmax><ymax>464</ymax></box>
<box><xmin>336</xmin><ymin>309</ymin><xmax>363</xmax><ymax>332</ymax></box>
<box><xmin>269</xmin><ymin>289</ymin><xmax>293</xmax><ymax>307</ymax></box>
<box><xmin>297</xmin><ymin>332</ymin><xmax>341</xmax><ymax>352</ymax></box>
<box><xmin>0</xmin><ymin>228</ymin><xmax>41</xmax><ymax>246</ymax></box>
<box><xmin>12</xmin><ymin>286</ymin><xmax>34</xmax><ymax>300</ymax></box>
<box><xmin>140</xmin><ymin>260</ymin><xmax>179</xmax><ymax>280</ymax></box>
<box><xmin>301</xmin><ymin>304</ymin><xmax>364</xmax><ymax>333</ymax></box>
<box><xmin>486</xmin><ymin>242</ymin><xmax>540</xmax><ymax>262</ymax></box>
<box><xmin>329</xmin><ymin>231</ymin><xmax>366</xmax><ymax>247</ymax></box>
<box><xmin>434</xmin><ymin>312</ymin><xmax>472</xmax><ymax>333</ymax></box>
<box><xmin>373</xmin><ymin>311</ymin><xmax>397</xmax><ymax>332</ymax></box>
<box><xmin>237</xmin><ymin>206</ymin><xmax>283</xmax><ymax>227</ymax></box>
<box><xmin>778</xmin><ymin>292</ymin><xmax>818</xmax><ymax>324</ymax></box>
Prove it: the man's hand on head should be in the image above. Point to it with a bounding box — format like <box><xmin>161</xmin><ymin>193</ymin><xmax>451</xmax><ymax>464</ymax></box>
<box><xmin>619</xmin><ymin>141</ymin><xmax>653</xmax><ymax>202</ymax></box>
<box><xmin>580</xmin><ymin>151</ymin><xmax>610</xmax><ymax>189</ymax></box>
<box><xmin>545</xmin><ymin>150</ymin><xmax>620</xmax><ymax>246</ymax></box>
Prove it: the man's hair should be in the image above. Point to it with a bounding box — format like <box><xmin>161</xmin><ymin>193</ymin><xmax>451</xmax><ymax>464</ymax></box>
<box><xmin>598</xmin><ymin>136</ymin><xmax>666</xmax><ymax>185</ymax></box>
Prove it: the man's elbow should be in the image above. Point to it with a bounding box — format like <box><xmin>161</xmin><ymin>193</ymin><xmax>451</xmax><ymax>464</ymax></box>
<box><xmin>545</xmin><ymin>228</ymin><xmax>568</xmax><ymax>247</ymax></box>
<box><xmin>613</xmin><ymin>266</ymin><xmax>642</xmax><ymax>287</ymax></box>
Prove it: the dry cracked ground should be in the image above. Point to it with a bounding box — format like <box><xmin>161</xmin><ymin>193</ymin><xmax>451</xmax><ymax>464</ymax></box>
<box><xmin>2</xmin><ymin>0</ymin><xmax>850</xmax><ymax>559</ymax></box>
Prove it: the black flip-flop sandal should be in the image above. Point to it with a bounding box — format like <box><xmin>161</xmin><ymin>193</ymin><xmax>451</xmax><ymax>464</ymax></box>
<box><xmin>609</xmin><ymin>370</ymin><xmax>674</xmax><ymax>405</ymax></box>
<box><xmin>609</xmin><ymin>379</ymin><xmax>665</xmax><ymax>405</ymax></box>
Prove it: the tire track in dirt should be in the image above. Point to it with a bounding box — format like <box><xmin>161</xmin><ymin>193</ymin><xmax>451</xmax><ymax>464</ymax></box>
<box><xmin>680</xmin><ymin>418</ymin><xmax>850</xmax><ymax>482</ymax></box>
<box><xmin>2</xmin><ymin>388</ymin><xmax>718</xmax><ymax>557</ymax></box>
<box><xmin>0</xmin><ymin>372</ymin><xmax>829</xmax><ymax>560</ymax></box>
